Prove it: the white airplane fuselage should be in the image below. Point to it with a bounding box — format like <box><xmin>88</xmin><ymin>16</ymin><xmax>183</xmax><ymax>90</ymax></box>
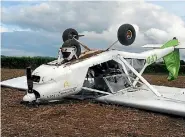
<box><xmin>24</xmin><ymin>47</ymin><xmax>175</xmax><ymax>103</ymax></box>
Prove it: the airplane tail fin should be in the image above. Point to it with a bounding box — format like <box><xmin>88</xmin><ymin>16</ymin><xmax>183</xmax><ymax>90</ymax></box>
<box><xmin>143</xmin><ymin>38</ymin><xmax>183</xmax><ymax>81</ymax></box>
<box><xmin>161</xmin><ymin>38</ymin><xmax>180</xmax><ymax>81</ymax></box>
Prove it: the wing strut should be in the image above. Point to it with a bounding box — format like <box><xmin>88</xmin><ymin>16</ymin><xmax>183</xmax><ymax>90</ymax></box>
<box><xmin>118</xmin><ymin>55</ymin><xmax>162</xmax><ymax>97</ymax></box>
<box><xmin>82</xmin><ymin>87</ymin><xmax>112</xmax><ymax>95</ymax></box>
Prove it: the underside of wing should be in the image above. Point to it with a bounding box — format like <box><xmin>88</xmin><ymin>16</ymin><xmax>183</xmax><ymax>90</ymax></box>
<box><xmin>0</xmin><ymin>76</ymin><xmax>27</xmax><ymax>91</ymax></box>
<box><xmin>142</xmin><ymin>43</ymin><xmax>185</xmax><ymax>49</ymax></box>
<box><xmin>142</xmin><ymin>44</ymin><xmax>162</xmax><ymax>48</ymax></box>
<box><xmin>96</xmin><ymin>85</ymin><xmax>185</xmax><ymax>117</ymax></box>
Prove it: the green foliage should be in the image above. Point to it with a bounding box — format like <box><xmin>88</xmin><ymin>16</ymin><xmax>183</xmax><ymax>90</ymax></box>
<box><xmin>1</xmin><ymin>56</ymin><xmax>56</xmax><ymax>69</ymax></box>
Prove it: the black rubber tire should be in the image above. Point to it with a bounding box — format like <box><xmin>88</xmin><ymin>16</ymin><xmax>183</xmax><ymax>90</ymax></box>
<box><xmin>62</xmin><ymin>39</ymin><xmax>81</xmax><ymax>57</ymax></box>
<box><xmin>117</xmin><ymin>24</ymin><xmax>136</xmax><ymax>46</ymax></box>
<box><xmin>62</xmin><ymin>28</ymin><xmax>79</xmax><ymax>42</ymax></box>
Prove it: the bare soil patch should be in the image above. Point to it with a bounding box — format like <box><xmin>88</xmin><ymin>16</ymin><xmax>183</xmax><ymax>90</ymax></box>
<box><xmin>1</xmin><ymin>68</ymin><xmax>185</xmax><ymax>137</ymax></box>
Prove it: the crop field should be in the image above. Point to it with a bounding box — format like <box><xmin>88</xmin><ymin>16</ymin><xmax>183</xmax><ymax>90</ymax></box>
<box><xmin>1</xmin><ymin>68</ymin><xmax>185</xmax><ymax>137</ymax></box>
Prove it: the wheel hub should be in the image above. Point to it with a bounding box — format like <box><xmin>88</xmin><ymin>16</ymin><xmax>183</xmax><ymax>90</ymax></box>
<box><xmin>126</xmin><ymin>30</ymin><xmax>132</xmax><ymax>39</ymax></box>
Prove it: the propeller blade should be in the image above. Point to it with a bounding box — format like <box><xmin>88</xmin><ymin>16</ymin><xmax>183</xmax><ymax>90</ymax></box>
<box><xmin>26</xmin><ymin>67</ymin><xmax>33</xmax><ymax>93</ymax></box>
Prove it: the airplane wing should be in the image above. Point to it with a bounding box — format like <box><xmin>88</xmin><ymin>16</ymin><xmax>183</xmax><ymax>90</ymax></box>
<box><xmin>96</xmin><ymin>85</ymin><xmax>185</xmax><ymax>117</ymax></box>
<box><xmin>0</xmin><ymin>76</ymin><xmax>27</xmax><ymax>91</ymax></box>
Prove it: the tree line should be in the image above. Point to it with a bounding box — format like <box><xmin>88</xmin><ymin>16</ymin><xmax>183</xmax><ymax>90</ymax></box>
<box><xmin>1</xmin><ymin>55</ymin><xmax>56</xmax><ymax>69</ymax></box>
<box><xmin>1</xmin><ymin>55</ymin><xmax>185</xmax><ymax>75</ymax></box>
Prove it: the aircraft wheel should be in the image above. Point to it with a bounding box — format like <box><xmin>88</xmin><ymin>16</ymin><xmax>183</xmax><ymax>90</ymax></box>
<box><xmin>117</xmin><ymin>24</ymin><xmax>136</xmax><ymax>46</ymax></box>
<box><xmin>62</xmin><ymin>28</ymin><xmax>79</xmax><ymax>42</ymax></box>
<box><xmin>62</xmin><ymin>39</ymin><xmax>81</xmax><ymax>58</ymax></box>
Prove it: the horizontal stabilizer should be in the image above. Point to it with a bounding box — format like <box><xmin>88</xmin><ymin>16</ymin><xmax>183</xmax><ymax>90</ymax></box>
<box><xmin>96</xmin><ymin>85</ymin><xmax>185</xmax><ymax>117</ymax></box>
<box><xmin>142</xmin><ymin>44</ymin><xmax>161</xmax><ymax>48</ymax></box>
<box><xmin>142</xmin><ymin>43</ymin><xmax>185</xmax><ymax>49</ymax></box>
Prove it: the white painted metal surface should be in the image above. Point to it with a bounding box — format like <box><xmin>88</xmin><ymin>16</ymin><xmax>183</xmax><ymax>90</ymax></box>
<box><xmin>0</xmin><ymin>76</ymin><xmax>27</xmax><ymax>90</ymax></box>
<box><xmin>96</xmin><ymin>85</ymin><xmax>185</xmax><ymax>116</ymax></box>
<box><xmin>142</xmin><ymin>43</ymin><xmax>185</xmax><ymax>49</ymax></box>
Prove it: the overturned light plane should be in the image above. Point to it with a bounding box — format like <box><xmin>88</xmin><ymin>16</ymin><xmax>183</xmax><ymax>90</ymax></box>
<box><xmin>1</xmin><ymin>24</ymin><xmax>185</xmax><ymax>117</ymax></box>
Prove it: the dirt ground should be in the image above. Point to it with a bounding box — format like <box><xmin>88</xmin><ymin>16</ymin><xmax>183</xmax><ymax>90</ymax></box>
<box><xmin>1</xmin><ymin>68</ymin><xmax>185</xmax><ymax>137</ymax></box>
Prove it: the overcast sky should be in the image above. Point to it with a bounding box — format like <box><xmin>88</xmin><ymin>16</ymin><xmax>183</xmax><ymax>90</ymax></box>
<box><xmin>1</xmin><ymin>1</ymin><xmax>185</xmax><ymax>59</ymax></box>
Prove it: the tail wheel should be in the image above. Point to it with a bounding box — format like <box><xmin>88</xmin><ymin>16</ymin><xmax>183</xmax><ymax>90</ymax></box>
<box><xmin>62</xmin><ymin>28</ymin><xmax>79</xmax><ymax>42</ymax></box>
<box><xmin>62</xmin><ymin>39</ymin><xmax>81</xmax><ymax>58</ymax></box>
<box><xmin>117</xmin><ymin>24</ymin><xmax>136</xmax><ymax>46</ymax></box>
